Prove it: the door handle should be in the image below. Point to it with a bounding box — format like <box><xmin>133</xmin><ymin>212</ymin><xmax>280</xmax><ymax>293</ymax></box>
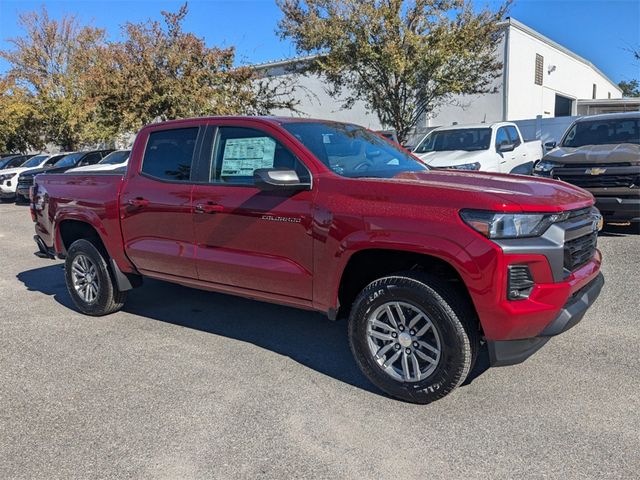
<box><xmin>128</xmin><ymin>197</ymin><xmax>149</xmax><ymax>208</ymax></box>
<box><xmin>195</xmin><ymin>203</ymin><xmax>224</xmax><ymax>214</ymax></box>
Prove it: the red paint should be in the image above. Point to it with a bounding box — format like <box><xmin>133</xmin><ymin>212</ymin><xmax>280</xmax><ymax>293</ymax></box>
<box><xmin>32</xmin><ymin>116</ymin><xmax>601</xmax><ymax>342</ymax></box>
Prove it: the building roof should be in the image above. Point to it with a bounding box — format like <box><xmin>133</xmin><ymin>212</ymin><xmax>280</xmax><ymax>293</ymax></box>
<box><xmin>504</xmin><ymin>18</ymin><xmax>622</xmax><ymax>94</ymax></box>
<box><xmin>252</xmin><ymin>18</ymin><xmax>621</xmax><ymax>94</ymax></box>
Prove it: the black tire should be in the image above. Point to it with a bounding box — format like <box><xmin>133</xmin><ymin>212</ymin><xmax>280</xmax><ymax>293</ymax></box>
<box><xmin>348</xmin><ymin>272</ymin><xmax>479</xmax><ymax>404</ymax></box>
<box><xmin>64</xmin><ymin>239</ymin><xmax>127</xmax><ymax>316</ymax></box>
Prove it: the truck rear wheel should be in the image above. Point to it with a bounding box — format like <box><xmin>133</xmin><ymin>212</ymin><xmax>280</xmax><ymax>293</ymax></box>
<box><xmin>348</xmin><ymin>272</ymin><xmax>479</xmax><ymax>404</ymax></box>
<box><xmin>64</xmin><ymin>239</ymin><xmax>127</xmax><ymax>316</ymax></box>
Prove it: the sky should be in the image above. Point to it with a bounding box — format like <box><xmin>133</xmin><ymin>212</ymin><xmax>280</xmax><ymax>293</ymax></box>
<box><xmin>0</xmin><ymin>0</ymin><xmax>638</xmax><ymax>83</ymax></box>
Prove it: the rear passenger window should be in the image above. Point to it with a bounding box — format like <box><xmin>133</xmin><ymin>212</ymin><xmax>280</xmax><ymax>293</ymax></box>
<box><xmin>210</xmin><ymin>127</ymin><xmax>310</xmax><ymax>185</ymax></box>
<box><xmin>142</xmin><ymin>128</ymin><xmax>198</xmax><ymax>181</ymax></box>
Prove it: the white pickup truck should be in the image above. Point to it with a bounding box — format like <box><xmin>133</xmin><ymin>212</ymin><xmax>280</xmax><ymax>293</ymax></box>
<box><xmin>412</xmin><ymin>122</ymin><xmax>543</xmax><ymax>174</ymax></box>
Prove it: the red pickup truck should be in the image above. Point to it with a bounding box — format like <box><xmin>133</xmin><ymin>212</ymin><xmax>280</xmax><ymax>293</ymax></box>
<box><xmin>31</xmin><ymin>117</ymin><xmax>604</xmax><ymax>404</ymax></box>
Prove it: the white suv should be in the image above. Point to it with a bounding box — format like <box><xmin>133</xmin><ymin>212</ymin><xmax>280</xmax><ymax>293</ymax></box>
<box><xmin>0</xmin><ymin>153</ymin><xmax>65</xmax><ymax>201</ymax></box>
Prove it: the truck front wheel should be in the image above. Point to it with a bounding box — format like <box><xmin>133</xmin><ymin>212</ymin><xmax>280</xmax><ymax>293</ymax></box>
<box><xmin>348</xmin><ymin>272</ymin><xmax>479</xmax><ymax>404</ymax></box>
<box><xmin>64</xmin><ymin>239</ymin><xmax>127</xmax><ymax>316</ymax></box>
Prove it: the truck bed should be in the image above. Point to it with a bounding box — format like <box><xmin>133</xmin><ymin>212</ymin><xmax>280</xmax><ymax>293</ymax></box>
<box><xmin>33</xmin><ymin>172</ymin><xmax>125</xmax><ymax>254</ymax></box>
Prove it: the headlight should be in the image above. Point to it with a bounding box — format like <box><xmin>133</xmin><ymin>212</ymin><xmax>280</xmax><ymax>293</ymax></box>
<box><xmin>0</xmin><ymin>173</ymin><xmax>15</xmax><ymax>182</ymax></box>
<box><xmin>534</xmin><ymin>160</ymin><xmax>559</xmax><ymax>173</ymax></box>
<box><xmin>446</xmin><ymin>162</ymin><xmax>481</xmax><ymax>171</ymax></box>
<box><xmin>460</xmin><ymin>210</ymin><xmax>569</xmax><ymax>239</ymax></box>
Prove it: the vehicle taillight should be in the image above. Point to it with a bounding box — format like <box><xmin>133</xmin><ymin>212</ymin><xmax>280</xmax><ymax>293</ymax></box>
<box><xmin>29</xmin><ymin>184</ymin><xmax>38</xmax><ymax>222</ymax></box>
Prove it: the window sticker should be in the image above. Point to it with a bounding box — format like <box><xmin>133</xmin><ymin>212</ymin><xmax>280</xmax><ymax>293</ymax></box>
<box><xmin>221</xmin><ymin>137</ymin><xmax>276</xmax><ymax>176</ymax></box>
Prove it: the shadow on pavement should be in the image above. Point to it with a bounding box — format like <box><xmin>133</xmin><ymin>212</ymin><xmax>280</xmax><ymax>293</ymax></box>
<box><xmin>599</xmin><ymin>223</ymin><xmax>640</xmax><ymax>237</ymax></box>
<box><xmin>17</xmin><ymin>264</ymin><xmax>492</xmax><ymax>397</ymax></box>
<box><xmin>17</xmin><ymin>264</ymin><xmax>383</xmax><ymax>396</ymax></box>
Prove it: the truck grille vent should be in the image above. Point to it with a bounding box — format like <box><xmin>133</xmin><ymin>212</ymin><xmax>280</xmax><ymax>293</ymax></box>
<box><xmin>554</xmin><ymin>174</ymin><xmax>639</xmax><ymax>189</ymax></box>
<box><xmin>566</xmin><ymin>207</ymin><xmax>592</xmax><ymax>221</ymax></box>
<box><xmin>18</xmin><ymin>177</ymin><xmax>34</xmax><ymax>188</ymax></box>
<box><xmin>564</xmin><ymin>231</ymin><xmax>597</xmax><ymax>272</ymax></box>
<box><xmin>507</xmin><ymin>265</ymin><xmax>535</xmax><ymax>300</ymax></box>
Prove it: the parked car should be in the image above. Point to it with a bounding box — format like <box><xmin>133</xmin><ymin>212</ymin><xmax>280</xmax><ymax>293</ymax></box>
<box><xmin>412</xmin><ymin>122</ymin><xmax>542</xmax><ymax>174</ymax></box>
<box><xmin>0</xmin><ymin>153</ymin><xmax>66</xmax><ymax>201</ymax></box>
<box><xmin>376</xmin><ymin>130</ymin><xmax>399</xmax><ymax>144</ymax></box>
<box><xmin>0</xmin><ymin>154</ymin><xmax>35</xmax><ymax>170</ymax></box>
<box><xmin>16</xmin><ymin>149</ymin><xmax>114</xmax><ymax>202</ymax></box>
<box><xmin>534</xmin><ymin>112</ymin><xmax>640</xmax><ymax>224</ymax></box>
<box><xmin>31</xmin><ymin>117</ymin><xmax>603</xmax><ymax>404</ymax></box>
<box><xmin>67</xmin><ymin>150</ymin><xmax>131</xmax><ymax>173</ymax></box>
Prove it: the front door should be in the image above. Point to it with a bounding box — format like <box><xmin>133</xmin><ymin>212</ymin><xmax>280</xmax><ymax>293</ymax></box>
<box><xmin>495</xmin><ymin>126</ymin><xmax>518</xmax><ymax>173</ymax></box>
<box><xmin>120</xmin><ymin>125</ymin><xmax>201</xmax><ymax>278</ymax></box>
<box><xmin>192</xmin><ymin>124</ymin><xmax>314</xmax><ymax>300</ymax></box>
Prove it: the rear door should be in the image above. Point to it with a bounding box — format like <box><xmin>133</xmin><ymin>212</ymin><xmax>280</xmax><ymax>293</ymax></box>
<box><xmin>191</xmin><ymin>121</ymin><xmax>315</xmax><ymax>299</ymax></box>
<box><xmin>120</xmin><ymin>125</ymin><xmax>202</xmax><ymax>278</ymax></box>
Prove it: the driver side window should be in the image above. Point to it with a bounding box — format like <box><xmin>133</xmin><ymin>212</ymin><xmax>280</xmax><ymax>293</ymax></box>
<box><xmin>210</xmin><ymin>127</ymin><xmax>310</xmax><ymax>185</ymax></box>
<box><xmin>495</xmin><ymin>127</ymin><xmax>510</xmax><ymax>148</ymax></box>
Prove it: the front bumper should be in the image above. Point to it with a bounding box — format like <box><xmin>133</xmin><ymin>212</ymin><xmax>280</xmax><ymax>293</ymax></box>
<box><xmin>595</xmin><ymin>196</ymin><xmax>640</xmax><ymax>223</ymax></box>
<box><xmin>0</xmin><ymin>182</ymin><xmax>17</xmax><ymax>198</ymax></box>
<box><xmin>487</xmin><ymin>273</ymin><xmax>604</xmax><ymax>366</ymax></box>
<box><xmin>16</xmin><ymin>185</ymin><xmax>31</xmax><ymax>197</ymax></box>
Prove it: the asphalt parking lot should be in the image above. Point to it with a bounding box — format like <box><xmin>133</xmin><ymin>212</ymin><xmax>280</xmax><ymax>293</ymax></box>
<box><xmin>1</xmin><ymin>201</ymin><xmax>639</xmax><ymax>479</ymax></box>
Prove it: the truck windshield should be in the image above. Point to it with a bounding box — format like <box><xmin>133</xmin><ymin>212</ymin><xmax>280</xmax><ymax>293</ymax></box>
<box><xmin>99</xmin><ymin>150</ymin><xmax>130</xmax><ymax>165</ymax></box>
<box><xmin>562</xmin><ymin>118</ymin><xmax>640</xmax><ymax>147</ymax></box>
<box><xmin>21</xmin><ymin>155</ymin><xmax>48</xmax><ymax>168</ymax></box>
<box><xmin>414</xmin><ymin>128</ymin><xmax>492</xmax><ymax>153</ymax></box>
<box><xmin>282</xmin><ymin>122</ymin><xmax>427</xmax><ymax>178</ymax></box>
<box><xmin>54</xmin><ymin>153</ymin><xmax>83</xmax><ymax>168</ymax></box>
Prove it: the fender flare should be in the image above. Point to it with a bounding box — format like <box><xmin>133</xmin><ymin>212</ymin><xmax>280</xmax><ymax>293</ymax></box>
<box><xmin>53</xmin><ymin>210</ymin><xmax>139</xmax><ymax>281</ymax></box>
<box><xmin>319</xmin><ymin>229</ymin><xmax>484</xmax><ymax>313</ymax></box>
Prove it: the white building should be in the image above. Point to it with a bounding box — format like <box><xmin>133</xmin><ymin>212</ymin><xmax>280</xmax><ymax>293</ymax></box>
<box><xmin>255</xmin><ymin>18</ymin><xmax>623</xmax><ymax>139</ymax></box>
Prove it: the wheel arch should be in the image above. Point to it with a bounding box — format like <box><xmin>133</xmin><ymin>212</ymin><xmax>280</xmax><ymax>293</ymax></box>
<box><xmin>332</xmin><ymin>243</ymin><xmax>480</xmax><ymax>324</ymax></box>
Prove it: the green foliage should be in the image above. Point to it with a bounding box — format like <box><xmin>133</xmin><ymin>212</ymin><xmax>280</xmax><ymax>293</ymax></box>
<box><xmin>89</xmin><ymin>4</ymin><xmax>297</xmax><ymax>134</ymax></box>
<box><xmin>0</xmin><ymin>6</ymin><xmax>106</xmax><ymax>150</ymax></box>
<box><xmin>0</xmin><ymin>3</ymin><xmax>299</xmax><ymax>151</ymax></box>
<box><xmin>618</xmin><ymin>79</ymin><xmax>640</xmax><ymax>98</ymax></box>
<box><xmin>277</xmin><ymin>0</ymin><xmax>510</xmax><ymax>142</ymax></box>
<box><xmin>0</xmin><ymin>77</ymin><xmax>45</xmax><ymax>153</ymax></box>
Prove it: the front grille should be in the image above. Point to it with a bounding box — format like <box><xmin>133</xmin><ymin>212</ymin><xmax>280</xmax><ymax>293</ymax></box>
<box><xmin>564</xmin><ymin>231</ymin><xmax>597</xmax><ymax>271</ymax></box>
<box><xmin>560</xmin><ymin>163</ymin><xmax>632</xmax><ymax>169</ymax></box>
<box><xmin>17</xmin><ymin>177</ymin><xmax>34</xmax><ymax>188</ymax></box>
<box><xmin>566</xmin><ymin>206</ymin><xmax>592</xmax><ymax>221</ymax></box>
<box><xmin>554</xmin><ymin>174</ymin><xmax>639</xmax><ymax>189</ymax></box>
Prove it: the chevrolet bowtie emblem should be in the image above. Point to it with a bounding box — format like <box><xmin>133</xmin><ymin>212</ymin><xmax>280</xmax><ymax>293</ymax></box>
<box><xmin>586</xmin><ymin>167</ymin><xmax>607</xmax><ymax>175</ymax></box>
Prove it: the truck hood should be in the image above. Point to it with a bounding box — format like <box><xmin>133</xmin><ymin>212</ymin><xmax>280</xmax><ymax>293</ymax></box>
<box><xmin>388</xmin><ymin>170</ymin><xmax>593</xmax><ymax>212</ymax></box>
<box><xmin>544</xmin><ymin>143</ymin><xmax>640</xmax><ymax>164</ymax></box>
<box><xmin>0</xmin><ymin>166</ymin><xmax>29</xmax><ymax>177</ymax></box>
<box><xmin>415</xmin><ymin>150</ymin><xmax>487</xmax><ymax>167</ymax></box>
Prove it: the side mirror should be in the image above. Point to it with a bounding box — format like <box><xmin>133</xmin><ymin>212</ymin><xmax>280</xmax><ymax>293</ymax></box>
<box><xmin>253</xmin><ymin>168</ymin><xmax>310</xmax><ymax>191</ymax></box>
<box><xmin>544</xmin><ymin>141</ymin><xmax>557</xmax><ymax>150</ymax></box>
<box><xmin>497</xmin><ymin>142</ymin><xmax>516</xmax><ymax>153</ymax></box>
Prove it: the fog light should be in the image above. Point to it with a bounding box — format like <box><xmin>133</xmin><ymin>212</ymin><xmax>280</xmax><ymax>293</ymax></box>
<box><xmin>507</xmin><ymin>265</ymin><xmax>535</xmax><ymax>300</ymax></box>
